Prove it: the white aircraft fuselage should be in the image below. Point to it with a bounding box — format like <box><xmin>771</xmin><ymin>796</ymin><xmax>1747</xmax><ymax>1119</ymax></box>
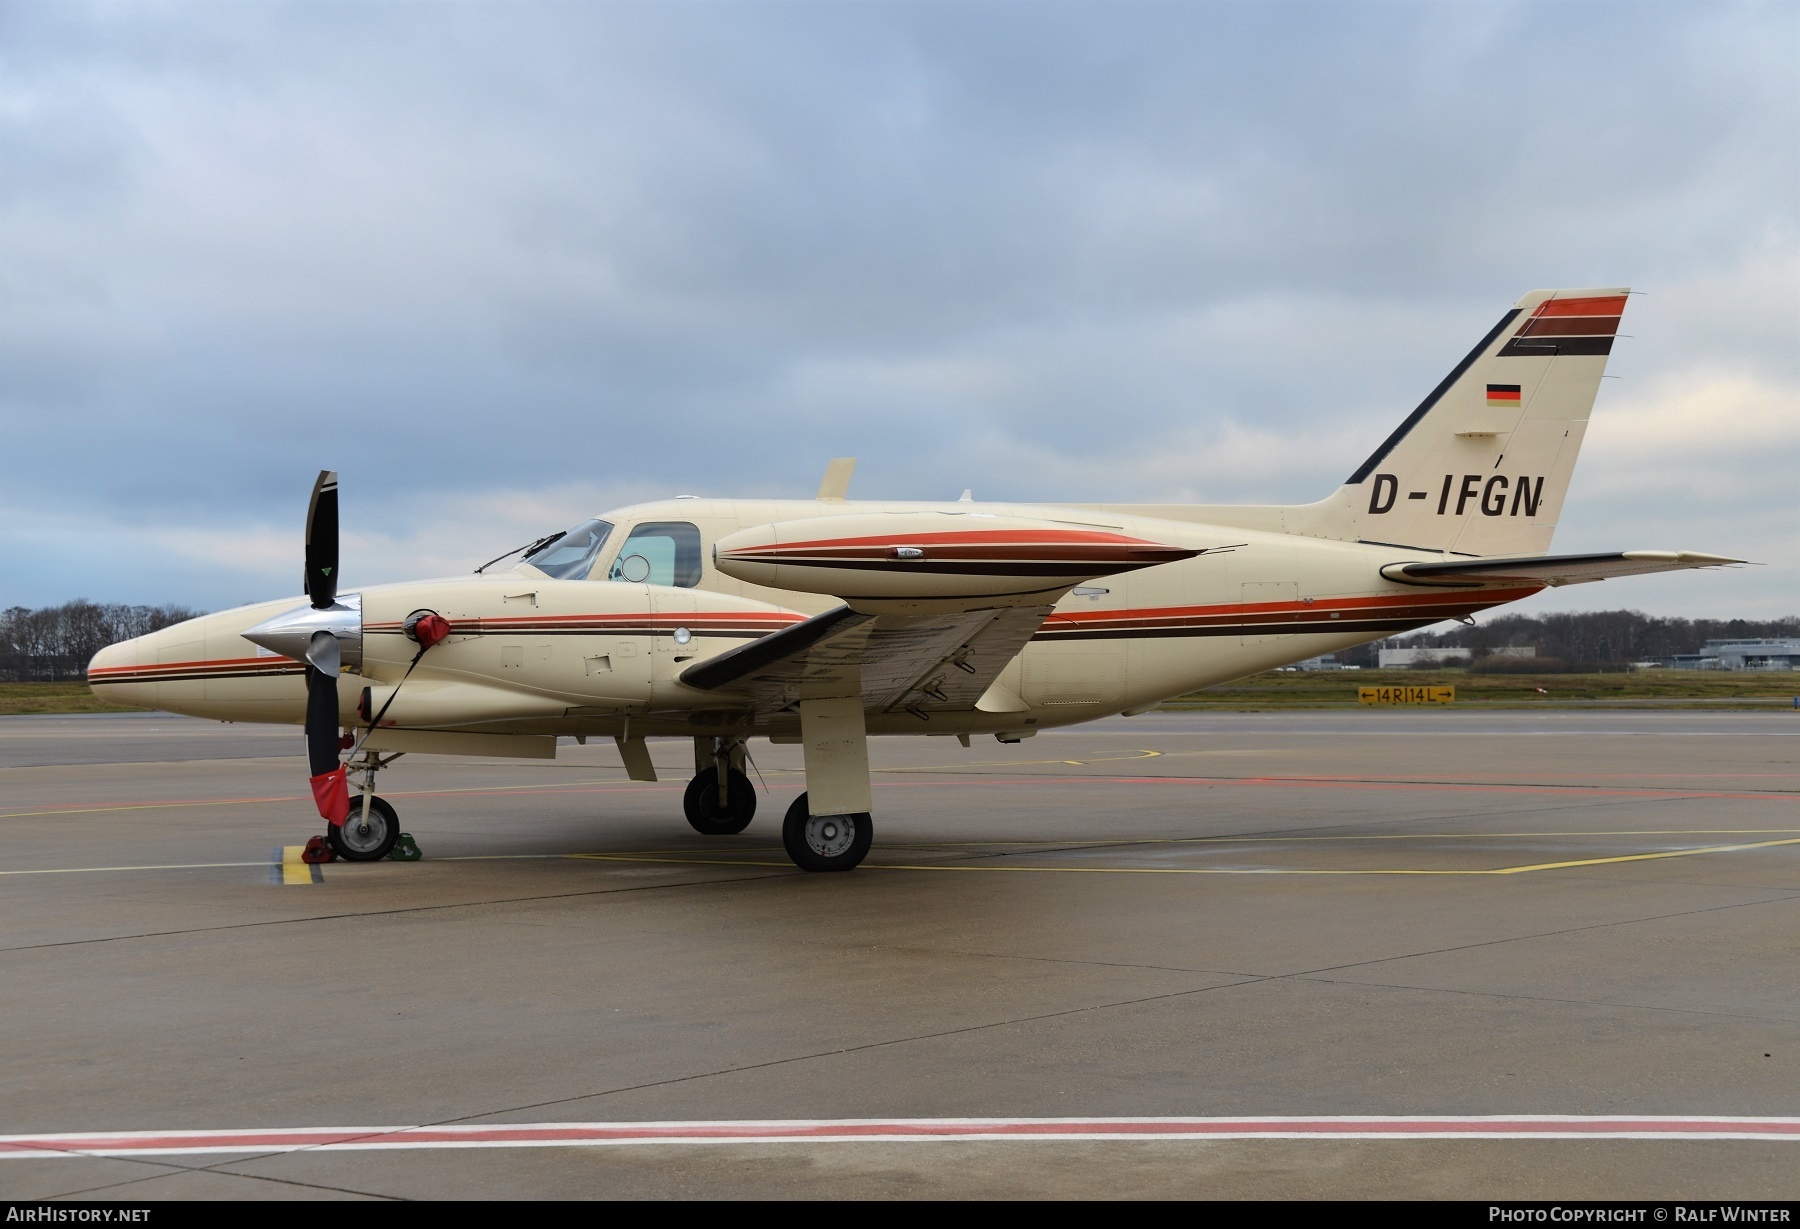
<box><xmin>90</xmin><ymin>496</ymin><xmax>1537</xmax><ymax>742</ymax></box>
<box><xmin>86</xmin><ymin>288</ymin><xmax>1739</xmax><ymax>869</ymax></box>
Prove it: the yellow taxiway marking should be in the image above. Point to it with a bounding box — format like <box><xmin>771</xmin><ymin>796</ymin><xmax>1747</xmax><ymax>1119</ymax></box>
<box><xmin>9</xmin><ymin>831</ymin><xmax>1799</xmax><ymax>880</ymax></box>
<box><xmin>278</xmin><ymin>846</ymin><xmax>320</xmax><ymax>885</ymax></box>
<box><xmin>874</xmin><ymin>829</ymin><xmax>1800</xmax><ymax>848</ymax></box>
<box><xmin>569</xmin><ymin>834</ymin><xmax>1800</xmax><ymax>876</ymax></box>
<box><xmin>1482</xmin><ymin>837</ymin><xmax>1800</xmax><ymax>874</ymax></box>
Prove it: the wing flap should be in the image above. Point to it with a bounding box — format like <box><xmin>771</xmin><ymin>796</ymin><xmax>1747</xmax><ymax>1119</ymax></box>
<box><xmin>679</xmin><ymin>603</ymin><xmax>1049</xmax><ymax>718</ymax></box>
<box><xmin>1382</xmin><ymin>550</ymin><xmax>1743</xmax><ymax>588</ymax></box>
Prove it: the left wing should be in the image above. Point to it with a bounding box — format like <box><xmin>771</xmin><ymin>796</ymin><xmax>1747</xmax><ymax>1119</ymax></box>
<box><xmin>1381</xmin><ymin>550</ymin><xmax>1743</xmax><ymax>588</ymax></box>
<box><xmin>679</xmin><ymin>602</ymin><xmax>1052</xmax><ymax>719</ymax></box>
<box><xmin>682</xmin><ymin>509</ymin><xmax>1207</xmax><ymax>719</ymax></box>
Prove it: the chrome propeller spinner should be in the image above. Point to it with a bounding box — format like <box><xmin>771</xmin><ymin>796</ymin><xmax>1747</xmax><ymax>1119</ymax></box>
<box><xmin>241</xmin><ymin>593</ymin><xmax>363</xmax><ymax>675</ymax></box>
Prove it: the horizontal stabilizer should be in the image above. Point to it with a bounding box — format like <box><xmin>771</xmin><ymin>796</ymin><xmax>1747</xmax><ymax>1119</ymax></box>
<box><xmin>1381</xmin><ymin>551</ymin><xmax>1744</xmax><ymax>589</ymax></box>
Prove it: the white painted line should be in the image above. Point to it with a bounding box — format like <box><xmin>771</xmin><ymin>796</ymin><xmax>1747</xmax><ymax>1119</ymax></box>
<box><xmin>5</xmin><ymin>1116</ymin><xmax>1799</xmax><ymax>1158</ymax></box>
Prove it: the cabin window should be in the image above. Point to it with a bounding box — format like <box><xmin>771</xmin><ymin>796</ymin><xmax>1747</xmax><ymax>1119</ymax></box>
<box><xmin>524</xmin><ymin>519</ymin><xmax>614</xmax><ymax>579</ymax></box>
<box><xmin>607</xmin><ymin>521</ymin><xmax>703</xmax><ymax>588</ymax></box>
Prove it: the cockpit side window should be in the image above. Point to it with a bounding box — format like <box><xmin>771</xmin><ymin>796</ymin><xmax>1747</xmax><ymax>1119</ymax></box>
<box><xmin>607</xmin><ymin>521</ymin><xmax>703</xmax><ymax>588</ymax></box>
<box><xmin>524</xmin><ymin>519</ymin><xmax>614</xmax><ymax>580</ymax></box>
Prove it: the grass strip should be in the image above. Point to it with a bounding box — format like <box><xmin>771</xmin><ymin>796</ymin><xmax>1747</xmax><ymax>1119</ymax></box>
<box><xmin>1161</xmin><ymin>668</ymin><xmax>1800</xmax><ymax>711</ymax></box>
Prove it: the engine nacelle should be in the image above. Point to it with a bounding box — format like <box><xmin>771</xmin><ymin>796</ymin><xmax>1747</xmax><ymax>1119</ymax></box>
<box><xmin>714</xmin><ymin>512</ymin><xmax>1199</xmax><ymax>600</ymax></box>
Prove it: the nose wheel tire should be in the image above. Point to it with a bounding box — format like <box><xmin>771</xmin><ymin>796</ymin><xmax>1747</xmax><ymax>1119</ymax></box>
<box><xmin>781</xmin><ymin>793</ymin><xmax>872</xmax><ymax>872</ymax></box>
<box><xmin>683</xmin><ymin>767</ymin><xmax>757</xmax><ymax>835</ymax></box>
<box><xmin>327</xmin><ymin>795</ymin><xmax>400</xmax><ymax>862</ymax></box>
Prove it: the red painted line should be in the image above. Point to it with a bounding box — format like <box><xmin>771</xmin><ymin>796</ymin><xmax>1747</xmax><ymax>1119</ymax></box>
<box><xmin>1040</xmin><ymin>587</ymin><xmax>1542</xmax><ymax>628</ymax></box>
<box><xmin>1535</xmin><ymin>294</ymin><xmax>1628</xmax><ymax>318</ymax></box>
<box><xmin>1243</xmin><ymin>772</ymin><xmax>1798</xmax><ymax>784</ymax></box>
<box><xmin>748</xmin><ymin>530</ymin><xmax>1159</xmax><ymax>551</ymax></box>
<box><xmin>866</xmin><ymin>776</ymin><xmax>1798</xmax><ymax>803</ymax></box>
<box><xmin>1090</xmin><ymin>775</ymin><xmax>1798</xmax><ymax>803</ymax></box>
<box><xmin>5</xmin><ymin>1115</ymin><xmax>1796</xmax><ymax>1157</ymax></box>
<box><xmin>0</xmin><ymin>793</ymin><xmax>307</xmax><ymax>816</ymax></box>
<box><xmin>0</xmin><ymin>782</ymin><xmax>684</xmax><ymax>821</ymax></box>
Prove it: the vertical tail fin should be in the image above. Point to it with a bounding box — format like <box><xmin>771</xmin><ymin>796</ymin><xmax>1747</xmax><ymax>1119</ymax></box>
<box><xmin>1305</xmin><ymin>288</ymin><xmax>1628</xmax><ymax>556</ymax></box>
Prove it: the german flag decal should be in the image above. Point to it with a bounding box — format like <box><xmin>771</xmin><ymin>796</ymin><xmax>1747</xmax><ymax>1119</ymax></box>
<box><xmin>1487</xmin><ymin>384</ymin><xmax>1522</xmax><ymax>408</ymax></box>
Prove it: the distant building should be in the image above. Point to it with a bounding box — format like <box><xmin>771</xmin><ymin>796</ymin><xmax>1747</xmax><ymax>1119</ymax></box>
<box><xmin>1698</xmin><ymin>639</ymin><xmax>1800</xmax><ymax>671</ymax></box>
<box><xmin>1292</xmin><ymin>654</ymin><xmax>1356</xmax><ymax>670</ymax></box>
<box><xmin>1379</xmin><ymin>647</ymin><xmax>1472</xmax><ymax>668</ymax></box>
<box><xmin>1646</xmin><ymin>640</ymin><xmax>1800</xmax><ymax>670</ymax></box>
<box><xmin>1377</xmin><ymin>645</ymin><xmax>1536</xmax><ymax>668</ymax></box>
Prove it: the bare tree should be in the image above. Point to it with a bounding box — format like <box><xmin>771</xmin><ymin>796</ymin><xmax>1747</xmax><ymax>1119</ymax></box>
<box><xmin>0</xmin><ymin>601</ymin><xmax>205</xmax><ymax>682</ymax></box>
<box><xmin>1390</xmin><ymin>610</ymin><xmax>1799</xmax><ymax>669</ymax></box>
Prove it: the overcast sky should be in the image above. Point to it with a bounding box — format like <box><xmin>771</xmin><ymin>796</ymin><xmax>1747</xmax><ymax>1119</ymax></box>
<box><xmin>2</xmin><ymin>0</ymin><xmax>1794</xmax><ymax>619</ymax></box>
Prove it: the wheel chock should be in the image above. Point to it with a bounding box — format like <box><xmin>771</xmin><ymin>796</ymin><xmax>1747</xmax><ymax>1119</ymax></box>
<box><xmin>300</xmin><ymin>836</ymin><xmax>336</xmax><ymax>864</ymax></box>
<box><xmin>390</xmin><ymin>833</ymin><xmax>422</xmax><ymax>862</ymax></box>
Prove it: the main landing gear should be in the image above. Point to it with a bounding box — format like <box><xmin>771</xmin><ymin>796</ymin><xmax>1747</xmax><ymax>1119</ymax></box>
<box><xmin>682</xmin><ymin>727</ymin><xmax>874</xmax><ymax>872</ymax></box>
<box><xmin>779</xmin><ymin>697</ymin><xmax>875</xmax><ymax>873</ymax></box>
<box><xmin>781</xmin><ymin>793</ymin><xmax>872</xmax><ymax>872</ymax></box>
<box><xmin>684</xmin><ymin>737</ymin><xmax>756</xmax><ymax>835</ymax></box>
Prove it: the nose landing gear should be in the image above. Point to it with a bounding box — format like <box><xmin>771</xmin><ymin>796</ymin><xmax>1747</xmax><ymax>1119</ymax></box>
<box><xmin>325</xmin><ymin>750</ymin><xmax>404</xmax><ymax>862</ymax></box>
<box><xmin>328</xmin><ymin>794</ymin><xmax>400</xmax><ymax>861</ymax></box>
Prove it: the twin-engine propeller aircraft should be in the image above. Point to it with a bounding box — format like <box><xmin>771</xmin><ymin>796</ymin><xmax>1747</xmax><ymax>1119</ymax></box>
<box><xmin>90</xmin><ymin>287</ymin><xmax>1739</xmax><ymax>871</ymax></box>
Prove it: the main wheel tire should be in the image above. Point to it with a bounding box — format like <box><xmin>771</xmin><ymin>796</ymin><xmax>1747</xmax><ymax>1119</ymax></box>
<box><xmin>683</xmin><ymin>767</ymin><xmax>756</xmax><ymax>835</ymax></box>
<box><xmin>328</xmin><ymin>795</ymin><xmax>401</xmax><ymax>862</ymax></box>
<box><xmin>781</xmin><ymin>793</ymin><xmax>872</xmax><ymax>872</ymax></box>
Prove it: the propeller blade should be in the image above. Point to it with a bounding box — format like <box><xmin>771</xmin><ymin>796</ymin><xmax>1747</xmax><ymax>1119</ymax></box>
<box><xmin>305</xmin><ymin>470</ymin><xmax>339</xmax><ymax>610</ymax></box>
<box><xmin>305</xmin><ymin>629</ymin><xmax>341</xmax><ymax>677</ymax></box>
<box><xmin>304</xmin><ymin>666</ymin><xmax>342</xmax><ymax>778</ymax></box>
<box><xmin>300</xmin><ymin>472</ymin><xmax>351</xmax><ymax>827</ymax></box>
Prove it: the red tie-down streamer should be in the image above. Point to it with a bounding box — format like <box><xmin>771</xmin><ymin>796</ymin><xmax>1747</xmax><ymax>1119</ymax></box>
<box><xmin>310</xmin><ymin>764</ymin><xmax>351</xmax><ymax>824</ymax></box>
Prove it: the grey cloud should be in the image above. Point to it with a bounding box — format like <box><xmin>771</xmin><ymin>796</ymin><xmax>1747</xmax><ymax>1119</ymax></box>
<box><xmin>0</xmin><ymin>0</ymin><xmax>1793</xmax><ymax>614</ymax></box>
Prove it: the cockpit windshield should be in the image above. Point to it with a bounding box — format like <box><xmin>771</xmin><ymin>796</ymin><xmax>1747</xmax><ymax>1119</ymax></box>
<box><xmin>523</xmin><ymin>519</ymin><xmax>614</xmax><ymax>580</ymax></box>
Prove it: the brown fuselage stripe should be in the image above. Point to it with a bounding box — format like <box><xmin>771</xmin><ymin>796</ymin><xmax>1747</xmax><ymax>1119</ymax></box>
<box><xmin>725</xmin><ymin>559</ymin><xmax>1180</xmax><ymax>577</ymax></box>
<box><xmin>1498</xmin><ymin>336</ymin><xmax>1614</xmax><ymax>358</ymax></box>
<box><xmin>1034</xmin><ymin>617</ymin><xmax>1445</xmax><ymax>641</ymax></box>
<box><xmin>724</xmin><ymin>545</ymin><xmax>1190</xmax><ymax>563</ymax></box>
<box><xmin>90</xmin><ymin>666</ymin><xmax>306</xmax><ymax>685</ymax></box>
<box><xmin>747</xmin><ymin>529</ymin><xmax>1164</xmax><ymax>550</ymax></box>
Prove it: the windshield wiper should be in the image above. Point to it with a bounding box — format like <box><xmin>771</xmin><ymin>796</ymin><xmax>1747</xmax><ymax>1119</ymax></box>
<box><xmin>474</xmin><ymin>531</ymin><xmax>565</xmax><ymax>575</ymax></box>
